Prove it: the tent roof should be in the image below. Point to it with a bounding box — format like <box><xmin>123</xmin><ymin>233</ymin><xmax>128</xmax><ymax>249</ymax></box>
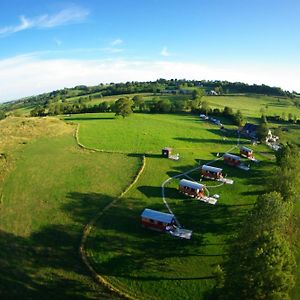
<box><xmin>202</xmin><ymin>165</ymin><xmax>222</xmax><ymax>173</ymax></box>
<box><xmin>141</xmin><ymin>208</ymin><xmax>174</xmax><ymax>223</ymax></box>
<box><xmin>224</xmin><ymin>153</ymin><xmax>241</xmax><ymax>160</ymax></box>
<box><xmin>241</xmin><ymin>146</ymin><xmax>253</xmax><ymax>153</ymax></box>
<box><xmin>179</xmin><ymin>179</ymin><xmax>204</xmax><ymax>190</ymax></box>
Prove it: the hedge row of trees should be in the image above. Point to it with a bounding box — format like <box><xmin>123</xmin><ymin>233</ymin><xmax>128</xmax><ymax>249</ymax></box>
<box><xmin>218</xmin><ymin>143</ymin><xmax>300</xmax><ymax>299</ymax></box>
<box><xmin>10</xmin><ymin>78</ymin><xmax>295</xmax><ymax>113</ymax></box>
<box><xmin>30</xmin><ymin>94</ymin><xmax>245</xmax><ymax>127</ymax></box>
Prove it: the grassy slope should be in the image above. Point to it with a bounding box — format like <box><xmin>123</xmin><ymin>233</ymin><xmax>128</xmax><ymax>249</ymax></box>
<box><xmin>0</xmin><ymin>120</ymin><xmax>141</xmax><ymax>299</ymax></box>
<box><xmin>72</xmin><ymin>113</ymin><xmax>274</xmax><ymax>299</ymax></box>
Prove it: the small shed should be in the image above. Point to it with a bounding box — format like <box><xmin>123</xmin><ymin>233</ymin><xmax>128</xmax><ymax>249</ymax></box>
<box><xmin>179</xmin><ymin>179</ymin><xmax>205</xmax><ymax>199</ymax></box>
<box><xmin>162</xmin><ymin>147</ymin><xmax>172</xmax><ymax>158</ymax></box>
<box><xmin>240</xmin><ymin>146</ymin><xmax>253</xmax><ymax>158</ymax></box>
<box><xmin>141</xmin><ymin>208</ymin><xmax>175</xmax><ymax>232</ymax></box>
<box><xmin>201</xmin><ymin>165</ymin><xmax>223</xmax><ymax>179</ymax></box>
<box><xmin>223</xmin><ymin>153</ymin><xmax>241</xmax><ymax>166</ymax></box>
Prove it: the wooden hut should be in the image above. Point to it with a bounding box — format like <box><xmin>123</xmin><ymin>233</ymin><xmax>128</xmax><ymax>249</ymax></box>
<box><xmin>201</xmin><ymin>165</ymin><xmax>223</xmax><ymax>180</ymax></box>
<box><xmin>162</xmin><ymin>147</ymin><xmax>172</xmax><ymax>158</ymax></box>
<box><xmin>179</xmin><ymin>179</ymin><xmax>205</xmax><ymax>199</ymax></box>
<box><xmin>240</xmin><ymin>146</ymin><xmax>254</xmax><ymax>158</ymax></box>
<box><xmin>141</xmin><ymin>208</ymin><xmax>175</xmax><ymax>232</ymax></box>
<box><xmin>223</xmin><ymin>153</ymin><xmax>241</xmax><ymax>166</ymax></box>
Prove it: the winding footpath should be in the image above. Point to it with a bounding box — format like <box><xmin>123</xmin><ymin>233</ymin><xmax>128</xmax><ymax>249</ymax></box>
<box><xmin>75</xmin><ymin>122</ymin><xmax>241</xmax><ymax>299</ymax></box>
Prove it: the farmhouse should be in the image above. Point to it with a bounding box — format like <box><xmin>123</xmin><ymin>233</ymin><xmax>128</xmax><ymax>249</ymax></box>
<box><xmin>141</xmin><ymin>208</ymin><xmax>175</xmax><ymax>232</ymax></box>
<box><xmin>224</xmin><ymin>153</ymin><xmax>241</xmax><ymax>166</ymax></box>
<box><xmin>240</xmin><ymin>146</ymin><xmax>254</xmax><ymax>158</ymax></box>
<box><xmin>179</xmin><ymin>179</ymin><xmax>205</xmax><ymax>199</ymax></box>
<box><xmin>201</xmin><ymin>165</ymin><xmax>223</xmax><ymax>180</ymax></box>
<box><xmin>241</xmin><ymin>123</ymin><xmax>258</xmax><ymax>139</ymax></box>
<box><xmin>162</xmin><ymin>147</ymin><xmax>172</xmax><ymax>158</ymax></box>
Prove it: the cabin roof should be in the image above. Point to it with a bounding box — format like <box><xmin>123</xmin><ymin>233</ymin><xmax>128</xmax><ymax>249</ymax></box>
<box><xmin>141</xmin><ymin>208</ymin><xmax>174</xmax><ymax>223</ymax></box>
<box><xmin>179</xmin><ymin>179</ymin><xmax>204</xmax><ymax>190</ymax></box>
<box><xmin>240</xmin><ymin>146</ymin><xmax>253</xmax><ymax>153</ymax></box>
<box><xmin>224</xmin><ymin>153</ymin><xmax>241</xmax><ymax>160</ymax></box>
<box><xmin>202</xmin><ymin>165</ymin><xmax>222</xmax><ymax>173</ymax></box>
<box><xmin>162</xmin><ymin>147</ymin><xmax>172</xmax><ymax>151</ymax></box>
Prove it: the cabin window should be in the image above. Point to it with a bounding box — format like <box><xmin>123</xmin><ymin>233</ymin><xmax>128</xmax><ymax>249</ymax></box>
<box><xmin>158</xmin><ymin>221</ymin><xmax>163</xmax><ymax>225</ymax></box>
<box><xmin>149</xmin><ymin>219</ymin><xmax>154</xmax><ymax>223</ymax></box>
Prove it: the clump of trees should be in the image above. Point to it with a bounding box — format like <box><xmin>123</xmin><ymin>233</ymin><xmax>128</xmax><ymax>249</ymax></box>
<box><xmin>219</xmin><ymin>143</ymin><xmax>300</xmax><ymax>299</ymax></box>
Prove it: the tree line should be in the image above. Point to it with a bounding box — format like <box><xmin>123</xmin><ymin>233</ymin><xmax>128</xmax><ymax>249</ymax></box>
<box><xmin>216</xmin><ymin>143</ymin><xmax>300</xmax><ymax>299</ymax></box>
<box><xmin>7</xmin><ymin>78</ymin><xmax>296</xmax><ymax>113</ymax></box>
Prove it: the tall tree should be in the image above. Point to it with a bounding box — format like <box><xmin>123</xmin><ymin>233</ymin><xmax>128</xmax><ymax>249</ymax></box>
<box><xmin>114</xmin><ymin>97</ymin><xmax>134</xmax><ymax>118</ymax></box>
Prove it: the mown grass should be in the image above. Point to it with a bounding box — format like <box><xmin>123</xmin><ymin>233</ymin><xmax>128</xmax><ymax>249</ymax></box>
<box><xmin>0</xmin><ymin>118</ymin><xmax>141</xmax><ymax>299</ymax></box>
<box><xmin>71</xmin><ymin>112</ymin><xmax>276</xmax><ymax>299</ymax></box>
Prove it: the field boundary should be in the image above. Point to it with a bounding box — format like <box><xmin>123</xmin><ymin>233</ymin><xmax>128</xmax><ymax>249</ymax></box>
<box><xmin>75</xmin><ymin>123</ymin><xmax>130</xmax><ymax>155</ymax></box>
<box><xmin>79</xmin><ymin>154</ymin><xmax>146</xmax><ymax>300</ymax></box>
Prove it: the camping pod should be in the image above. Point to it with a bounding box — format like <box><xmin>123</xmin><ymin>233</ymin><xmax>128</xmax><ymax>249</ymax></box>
<box><xmin>179</xmin><ymin>179</ymin><xmax>205</xmax><ymax>198</ymax></box>
<box><xmin>223</xmin><ymin>153</ymin><xmax>241</xmax><ymax>166</ymax></box>
<box><xmin>162</xmin><ymin>147</ymin><xmax>172</xmax><ymax>158</ymax></box>
<box><xmin>141</xmin><ymin>208</ymin><xmax>175</xmax><ymax>232</ymax></box>
<box><xmin>201</xmin><ymin>165</ymin><xmax>223</xmax><ymax>180</ymax></box>
<box><xmin>240</xmin><ymin>146</ymin><xmax>254</xmax><ymax>158</ymax></box>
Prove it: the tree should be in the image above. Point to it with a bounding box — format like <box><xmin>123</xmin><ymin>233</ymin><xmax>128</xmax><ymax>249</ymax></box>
<box><xmin>113</xmin><ymin>97</ymin><xmax>134</xmax><ymax>118</ymax></box>
<box><xmin>222</xmin><ymin>192</ymin><xmax>296</xmax><ymax>299</ymax></box>
<box><xmin>200</xmin><ymin>100</ymin><xmax>210</xmax><ymax>114</ymax></box>
<box><xmin>191</xmin><ymin>88</ymin><xmax>205</xmax><ymax>100</ymax></box>
<box><xmin>256</xmin><ymin>122</ymin><xmax>268</xmax><ymax>141</ymax></box>
<box><xmin>223</xmin><ymin>231</ymin><xmax>295</xmax><ymax>300</ymax></box>
<box><xmin>233</xmin><ymin>110</ymin><xmax>243</xmax><ymax>126</ymax></box>
<box><xmin>223</xmin><ymin>106</ymin><xmax>233</xmax><ymax>117</ymax></box>
<box><xmin>132</xmin><ymin>95</ymin><xmax>144</xmax><ymax>111</ymax></box>
<box><xmin>272</xmin><ymin>143</ymin><xmax>300</xmax><ymax>201</ymax></box>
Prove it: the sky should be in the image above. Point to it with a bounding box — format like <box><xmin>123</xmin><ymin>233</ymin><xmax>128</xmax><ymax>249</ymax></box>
<box><xmin>0</xmin><ymin>0</ymin><xmax>300</xmax><ymax>101</ymax></box>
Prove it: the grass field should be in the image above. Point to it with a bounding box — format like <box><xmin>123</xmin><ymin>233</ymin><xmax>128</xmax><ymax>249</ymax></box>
<box><xmin>0</xmin><ymin>118</ymin><xmax>141</xmax><ymax>299</ymax></box>
<box><xmin>67</xmin><ymin>112</ymin><xmax>276</xmax><ymax>299</ymax></box>
<box><xmin>1</xmin><ymin>92</ymin><xmax>300</xmax><ymax>299</ymax></box>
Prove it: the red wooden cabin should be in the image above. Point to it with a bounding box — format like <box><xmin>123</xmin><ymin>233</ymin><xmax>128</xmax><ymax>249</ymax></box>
<box><xmin>141</xmin><ymin>208</ymin><xmax>175</xmax><ymax>232</ymax></box>
<box><xmin>201</xmin><ymin>165</ymin><xmax>223</xmax><ymax>180</ymax></box>
<box><xmin>240</xmin><ymin>146</ymin><xmax>254</xmax><ymax>158</ymax></box>
<box><xmin>179</xmin><ymin>179</ymin><xmax>205</xmax><ymax>199</ymax></box>
<box><xmin>223</xmin><ymin>153</ymin><xmax>241</xmax><ymax>166</ymax></box>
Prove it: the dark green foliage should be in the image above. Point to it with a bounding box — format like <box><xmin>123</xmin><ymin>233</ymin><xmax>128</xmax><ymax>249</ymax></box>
<box><xmin>0</xmin><ymin>110</ymin><xmax>6</xmax><ymax>120</ymax></box>
<box><xmin>114</xmin><ymin>97</ymin><xmax>134</xmax><ymax>118</ymax></box>
<box><xmin>233</xmin><ymin>110</ymin><xmax>244</xmax><ymax>126</ymax></box>
<box><xmin>272</xmin><ymin>144</ymin><xmax>300</xmax><ymax>201</ymax></box>
<box><xmin>256</xmin><ymin>122</ymin><xmax>269</xmax><ymax>141</ymax></box>
<box><xmin>223</xmin><ymin>106</ymin><xmax>233</xmax><ymax>117</ymax></box>
<box><xmin>191</xmin><ymin>88</ymin><xmax>205</xmax><ymax>100</ymax></box>
<box><xmin>30</xmin><ymin>106</ymin><xmax>46</xmax><ymax>117</ymax></box>
<box><xmin>132</xmin><ymin>95</ymin><xmax>145</xmax><ymax>111</ymax></box>
<box><xmin>224</xmin><ymin>231</ymin><xmax>295</xmax><ymax>300</ymax></box>
<box><xmin>222</xmin><ymin>192</ymin><xmax>296</xmax><ymax>300</ymax></box>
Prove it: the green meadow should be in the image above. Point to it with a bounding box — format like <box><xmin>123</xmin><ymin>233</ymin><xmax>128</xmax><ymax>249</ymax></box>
<box><xmin>1</xmin><ymin>92</ymin><xmax>300</xmax><ymax>299</ymax></box>
<box><xmin>0</xmin><ymin>119</ymin><xmax>140</xmax><ymax>299</ymax></box>
<box><xmin>66</xmin><ymin>112</ymin><xmax>275</xmax><ymax>299</ymax></box>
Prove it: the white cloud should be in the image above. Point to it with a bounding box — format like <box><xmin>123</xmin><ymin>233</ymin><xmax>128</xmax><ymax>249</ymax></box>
<box><xmin>160</xmin><ymin>46</ymin><xmax>170</xmax><ymax>57</ymax></box>
<box><xmin>0</xmin><ymin>6</ymin><xmax>89</xmax><ymax>37</ymax></box>
<box><xmin>0</xmin><ymin>54</ymin><xmax>299</xmax><ymax>101</ymax></box>
<box><xmin>111</xmin><ymin>39</ymin><xmax>123</xmax><ymax>46</ymax></box>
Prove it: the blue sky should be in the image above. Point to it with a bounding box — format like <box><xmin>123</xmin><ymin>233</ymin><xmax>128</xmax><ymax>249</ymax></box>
<box><xmin>0</xmin><ymin>0</ymin><xmax>300</xmax><ymax>101</ymax></box>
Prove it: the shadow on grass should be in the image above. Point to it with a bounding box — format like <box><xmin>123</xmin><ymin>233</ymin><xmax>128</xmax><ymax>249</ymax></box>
<box><xmin>0</xmin><ymin>192</ymin><xmax>122</xmax><ymax>300</ymax></box>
